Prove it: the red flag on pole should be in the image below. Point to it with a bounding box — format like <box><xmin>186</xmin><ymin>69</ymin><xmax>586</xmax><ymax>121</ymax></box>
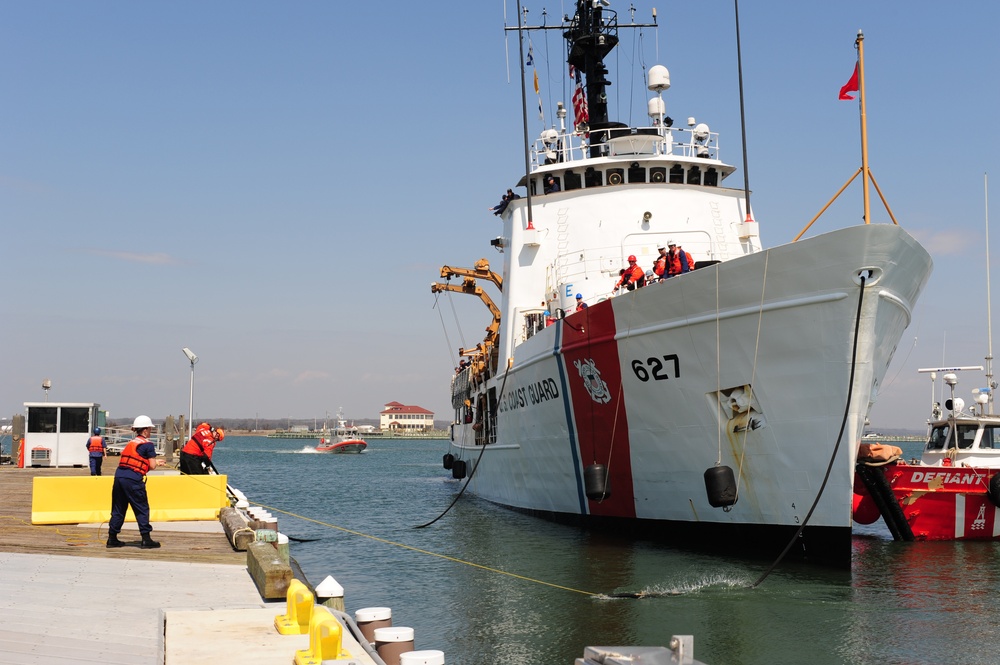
<box><xmin>839</xmin><ymin>63</ymin><xmax>859</xmax><ymax>100</ymax></box>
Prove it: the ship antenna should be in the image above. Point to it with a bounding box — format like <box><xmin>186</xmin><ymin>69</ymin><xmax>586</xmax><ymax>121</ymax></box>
<box><xmin>987</xmin><ymin>172</ymin><xmax>995</xmax><ymax>413</ymax></box>
<box><xmin>514</xmin><ymin>0</ymin><xmax>536</xmax><ymax>230</ymax></box>
<box><xmin>734</xmin><ymin>0</ymin><xmax>753</xmax><ymax>224</ymax></box>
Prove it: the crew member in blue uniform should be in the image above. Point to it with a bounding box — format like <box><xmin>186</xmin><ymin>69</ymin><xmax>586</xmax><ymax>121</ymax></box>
<box><xmin>106</xmin><ymin>415</ymin><xmax>164</xmax><ymax>549</ymax></box>
<box><xmin>86</xmin><ymin>427</ymin><xmax>106</xmax><ymax>476</ymax></box>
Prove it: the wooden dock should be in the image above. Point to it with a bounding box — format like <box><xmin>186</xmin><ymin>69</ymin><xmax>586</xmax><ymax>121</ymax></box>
<box><xmin>0</xmin><ymin>464</ymin><xmax>383</xmax><ymax>664</ymax></box>
<box><xmin>0</xmin><ymin>465</ymin><xmax>243</xmax><ymax>563</ymax></box>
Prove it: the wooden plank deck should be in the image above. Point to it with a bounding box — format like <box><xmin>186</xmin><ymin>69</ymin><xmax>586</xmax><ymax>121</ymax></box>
<box><xmin>0</xmin><ymin>465</ymin><xmax>244</xmax><ymax>565</ymax></box>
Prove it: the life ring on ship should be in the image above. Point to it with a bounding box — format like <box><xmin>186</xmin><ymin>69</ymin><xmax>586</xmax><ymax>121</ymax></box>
<box><xmin>987</xmin><ymin>473</ymin><xmax>1000</xmax><ymax>508</ymax></box>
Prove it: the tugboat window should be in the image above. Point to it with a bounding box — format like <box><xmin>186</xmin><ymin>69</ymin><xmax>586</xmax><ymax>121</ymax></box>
<box><xmin>607</xmin><ymin>168</ymin><xmax>624</xmax><ymax>185</ymax></box>
<box><xmin>958</xmin><ymin>425</ymin><xmax>978</xmax><ymax>448</ymax></box>
<box><xmin>980</xmin><ymin>426</ymin><xmax>1000</xmax><ymax>449</ymax></box>
<box><xmin>669</xmin><ymin>164</ymin><xmax>684</xmax><ymax>183</ymax></box>
<box><xmin>650</xmin><ymin>167</ymin><xmax>666</xmax><ymax>183</ymax></box>
<box><xmin>686</xmin><ymin>165</ymin><xmax>701</xmax><ymax>185</ymax></box>
<box><xmin>927</xmin><ymin>425</ymin><xmax>950</xmax><ymax>449</ymax></box>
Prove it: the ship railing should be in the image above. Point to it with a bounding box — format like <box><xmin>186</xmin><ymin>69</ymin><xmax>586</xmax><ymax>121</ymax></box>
<box><xmin>516</xmin><ymin>306</ymin><xmax>548</xmax><ymax>343</ymax></box>
<box><xmin>102</xmin><ymin>425</ymin><xmax>166</xmax><ymax>456</ymax></box>
<box><xmin>531</xmin><ymin>124</ymin><xmax>720</xmax><ymax>170</ymax></box>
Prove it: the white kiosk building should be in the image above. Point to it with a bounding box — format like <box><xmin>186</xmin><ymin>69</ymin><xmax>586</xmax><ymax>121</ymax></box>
<box><xmin>22</xmin><ymin>402</ymin><xmax>101</xmax><ymax>468</ymax></box>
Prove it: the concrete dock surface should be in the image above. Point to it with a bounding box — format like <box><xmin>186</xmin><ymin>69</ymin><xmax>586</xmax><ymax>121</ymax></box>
<box><xmin>0</xmin><ymin>466</ymin><xmax>377</xmax><ymax>664</ymax></box>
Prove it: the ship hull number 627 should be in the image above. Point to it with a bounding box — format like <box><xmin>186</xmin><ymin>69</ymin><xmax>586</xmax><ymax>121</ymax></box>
<box><xmin>630</xmin><ymin>355</ymin><xmax>680</xmax><ymax>382</ymax></box>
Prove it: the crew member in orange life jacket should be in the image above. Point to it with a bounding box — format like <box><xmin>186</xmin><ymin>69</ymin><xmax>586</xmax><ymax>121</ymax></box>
<box><xmin>665</xmin><ymin>239</ymin><xmax>692</xmax><ymax>277</ymax></box>
<box><xmin>614</xmin><ymin>255</ymin><xmax>645</xmax><ymax>291</ymax></box>
<box><xmin>106</xmin><ymin>415</ymin><xmax>164</xmax><ymax>549</ymax></box>
<box><xmin>180</xmin><ymin>422</ymin><xmax>224</xmax><ymax>475</ymax></box>
<box><xmin>86</xmin><ymin>427</ymin><xmax>106</xmax><ymax>476</ymax></box>
<box><xmin>575</xmin><ymin>293</ymin><xmax>588</xmax><ymax>311</ymax></box>
<box><xmin>652</xmin><ymin>246</ymin><xmax>668</xmax><ymax>282</ymax></box>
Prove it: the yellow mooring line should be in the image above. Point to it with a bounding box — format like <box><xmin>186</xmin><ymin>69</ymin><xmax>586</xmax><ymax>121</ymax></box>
<box><xmin>257</xmin><ymin>503</ymin><xmax>599</xmax><ymax>597</ymax></box>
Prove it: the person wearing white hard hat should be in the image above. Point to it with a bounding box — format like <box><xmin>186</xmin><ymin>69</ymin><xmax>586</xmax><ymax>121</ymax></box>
<box><xmin>106</xmin><ymin>415</ymin><xmax>165</xmax><ymax>549</ymax></box>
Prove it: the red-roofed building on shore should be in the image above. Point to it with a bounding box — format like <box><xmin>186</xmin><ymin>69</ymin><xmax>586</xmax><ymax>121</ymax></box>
<box><xmin>379</xmin><ymin>401</ymin><xmax>435</xmax><ymax>432</ymax></box>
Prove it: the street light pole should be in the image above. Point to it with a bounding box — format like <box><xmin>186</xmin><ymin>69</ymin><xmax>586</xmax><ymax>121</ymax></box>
<box><xmin>182</xmin><ymin>348</ymin><xmax>198</xmax><ymax>440</ymax></box>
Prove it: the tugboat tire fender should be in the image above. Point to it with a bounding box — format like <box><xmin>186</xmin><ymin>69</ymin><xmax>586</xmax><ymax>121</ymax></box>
<box><xmin>987</xmin><ymin>473</ymin><xmax>1000</xmax><ymax>508</ymax></box>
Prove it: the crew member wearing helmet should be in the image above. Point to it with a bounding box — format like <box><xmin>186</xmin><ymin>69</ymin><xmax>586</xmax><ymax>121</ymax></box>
<box><xmin>652</xmin><ymin>246</ymin><xmax>669</xmax><ymax>281</ymax></box>
<box><xmin>107</xmin><ymin>415</ymin><xmax>165</xmax><ymax>549</ymax></box>
<box><xmin>613</xmin><ymin>255</ymin><xmax>646</xmax><ymax>291</ymax></box>
<box><xmin>86</xmin><ymin>427</ymin><xmax>106</xmax><ymax>476</ymax></box>
<box><xmin>180</xmin><ymin>422</ymin><xmax>219</xmax><ymax>475</ymax></box>
<box><xmin>665</xmin><ymin>240</ymin><xmax>692</xmax><ymax>278</ymax></box>
<box><xmin>575</xmin><ymin>293</ymin><xmax>588</xmax><ymax>311</ymax></box>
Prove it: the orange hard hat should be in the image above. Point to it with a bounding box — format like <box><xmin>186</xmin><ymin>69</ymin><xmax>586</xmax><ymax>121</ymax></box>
<box><xmin>196</xmin><ymin>422</ymin><xmax>211</xmax><ymax>432</ymax></box>
<box><xmin>627</xmin><ymin>255</ymin><xmax>637</xmax><ymax>263</ymax></box>
<box><xmin>213</xmin><ymin>427</ymin><xmax>225</xmax><ymax>441</ymax></box>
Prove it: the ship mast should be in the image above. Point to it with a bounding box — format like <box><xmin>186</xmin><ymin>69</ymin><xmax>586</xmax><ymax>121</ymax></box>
<box><xmin>563</xmin><ymin>0</ymin><xmax>619</xmax><ymax>136</ymax></box>
<box><xmin>987</xmin><ymin>173</ymin><xmax>995</xmax><ymax>413</ymax></box>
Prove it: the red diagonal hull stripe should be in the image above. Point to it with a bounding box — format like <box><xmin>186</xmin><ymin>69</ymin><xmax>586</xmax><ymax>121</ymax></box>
<box><xmin>560</xmin><ymin>302</ymin><xmax>636</xmax><ymax>517</ymax></box>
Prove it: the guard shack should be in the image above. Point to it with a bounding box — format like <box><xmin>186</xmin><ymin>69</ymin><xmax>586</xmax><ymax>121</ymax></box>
<box><xmin>21</xmin><ymin>402</ymin><xmax>101</xmax><ymax>468</ymax></box>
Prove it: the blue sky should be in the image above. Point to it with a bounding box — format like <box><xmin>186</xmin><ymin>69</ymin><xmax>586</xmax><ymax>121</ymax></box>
<box><xmin>3</xmin><ymin>1</ymin><xmax>999</xmax><ymax>429</ymax></box>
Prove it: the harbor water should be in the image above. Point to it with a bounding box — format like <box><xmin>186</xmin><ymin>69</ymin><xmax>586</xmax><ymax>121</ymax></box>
<box><xmin>216</xmin><ymin>436</ymin><xmax>1000</xmax><ymax>665</ymax></box>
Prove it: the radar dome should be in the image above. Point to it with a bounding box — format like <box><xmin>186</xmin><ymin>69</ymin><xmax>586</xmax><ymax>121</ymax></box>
<box><xmin>647</xmin><ymin>65</ymin><xmax>670</xmax><ymax>92</ymax></box>
<box><xmin>647</xmin><ymin>97</ymin><xmax>665</xmax><ymax>117</ymax></box>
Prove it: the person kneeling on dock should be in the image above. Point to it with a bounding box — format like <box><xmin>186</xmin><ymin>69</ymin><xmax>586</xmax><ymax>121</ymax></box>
<box><xmin>107</xmin><ymin>415</ymin><xmax>165</xmax><ymax>549</ymax></box>
<box><xmin>180</xmin><ymin>422</ymin><xmax>223</xmax><ymax>474</ymax></box>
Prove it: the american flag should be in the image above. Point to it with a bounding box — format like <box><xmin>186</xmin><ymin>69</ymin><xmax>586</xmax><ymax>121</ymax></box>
<box><xmin>570</xmin><ymin>65</ymin><xmax>589</xmax><ymax>128</ymax></box>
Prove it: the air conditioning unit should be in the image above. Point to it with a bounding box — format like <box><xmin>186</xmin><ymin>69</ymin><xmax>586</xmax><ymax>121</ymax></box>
<box><xmin>31</xmin><ymin>447</ymin><xmax>52</xmax><ymax>467</ymax></box>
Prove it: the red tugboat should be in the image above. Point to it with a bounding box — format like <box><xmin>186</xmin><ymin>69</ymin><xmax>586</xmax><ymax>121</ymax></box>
<box><xmin>854</xmin><ymin>366</ymin><xmax>1000</xmax><ymax>540</ymax></box>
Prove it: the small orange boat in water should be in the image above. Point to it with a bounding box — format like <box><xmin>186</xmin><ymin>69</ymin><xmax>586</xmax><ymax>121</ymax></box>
<box><xmin>316</xmin><ymin>409</ymin><xmax>367</xmax><ymax>454</ymax></box>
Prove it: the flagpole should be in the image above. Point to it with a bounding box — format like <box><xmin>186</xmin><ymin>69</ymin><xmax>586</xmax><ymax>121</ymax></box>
<box><xmin>857</xmin><ymin>30</ymin><xmax>871</xmax><ymax>225</ymax></box>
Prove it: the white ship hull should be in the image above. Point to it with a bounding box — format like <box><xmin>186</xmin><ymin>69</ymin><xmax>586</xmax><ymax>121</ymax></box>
<box><xmin>435</xmin><ymin>2</ymin><xmax>933</xmax><ymax>567</ymax></box>
<box><xmin>447</xmin><ymin>224</ymin><xmax>930</xmax><ymax>565</ymax></box>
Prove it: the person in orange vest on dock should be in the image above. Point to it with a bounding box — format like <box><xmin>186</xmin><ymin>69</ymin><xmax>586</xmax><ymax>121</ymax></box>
<box><xmin>614</xmin><ymin>255</ymin><xmax>646</xmax><ymax>291</ymax></box>
<box><xmin>106</xmin><ymin>415</ymin><xmax>165</xmax><ymax>549</ymax></box>
<box><xmin>86</xmin><ymin>427</ymin><xmax>106</xmax><ymax>476</ymax></box>
<box><xmin>180</xmin><ymin>422</ymin><xmax>224</xmax><ymax>475</ymax></box>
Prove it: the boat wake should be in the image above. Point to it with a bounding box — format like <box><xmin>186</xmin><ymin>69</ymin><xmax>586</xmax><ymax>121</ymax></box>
<box><xmin>599</xmin><ymin>574</ymin><xmax>749</xmax><ymax>600</ymax></box>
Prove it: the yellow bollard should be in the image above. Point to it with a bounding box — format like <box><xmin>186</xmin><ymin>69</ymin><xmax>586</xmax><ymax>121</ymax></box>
<box><xmin>274</xmin><ymin>579</ymin><xmax>314</xmax><ymax>635</ymax></box>
<box><xmin>294</xmin><ymin>606</ymin><xmax>351</xmax><ymax>664</ymax></box>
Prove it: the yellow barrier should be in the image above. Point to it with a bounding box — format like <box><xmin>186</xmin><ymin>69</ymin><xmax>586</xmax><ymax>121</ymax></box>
<box><xmin>31</xmin><ymin>474</ymin><xmax>229</xmax><ymax>524</ymax></box>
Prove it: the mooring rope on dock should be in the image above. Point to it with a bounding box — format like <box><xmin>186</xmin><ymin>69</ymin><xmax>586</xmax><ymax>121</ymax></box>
<box><xmin>256</xmin><ymin>502</ymin><xmax>599</xmax><ymax>597</ymax></box>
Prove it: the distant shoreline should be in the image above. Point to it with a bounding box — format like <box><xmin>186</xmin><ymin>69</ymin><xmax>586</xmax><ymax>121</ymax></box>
<box><xmin>225</xmin><ymin>430</ymin><xmax>450</xmax><ymax>439</ymax></box>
